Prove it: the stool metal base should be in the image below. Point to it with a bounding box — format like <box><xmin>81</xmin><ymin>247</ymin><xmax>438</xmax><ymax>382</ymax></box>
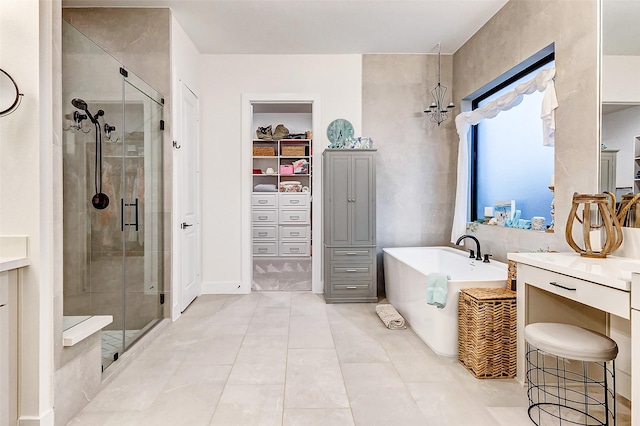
<box><xmin>526</xmin><ymin>343</ymin><xmax>616</xmax><ymax>425</ymax></box>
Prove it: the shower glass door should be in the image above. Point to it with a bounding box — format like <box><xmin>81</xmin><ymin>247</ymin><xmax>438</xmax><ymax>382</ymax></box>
<box><xmin>62</xmin><ymin>21</ymin><xmax>164</xmax><ymax>372</ymax></box>
<box><xmin>120</xmin><ymin>73</ymin><xmax>164</xmax><ymax>354</ymax></box>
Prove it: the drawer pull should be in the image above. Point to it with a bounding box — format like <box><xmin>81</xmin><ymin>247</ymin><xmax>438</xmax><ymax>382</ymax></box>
<box><xmin>290</xmin><ymin>232</ymin><xmax>300</xmax><ymax>236</ymax></box>
<box><xmin>549</xmin><ymin>281</ymin><xmax>576</xmax><ymax>291</ymax></box>
<box><xmin>290</xmin><ymin>199</ymin><xmax>300</xmax><ymax>204</ymax></box>
<box><xmin>290</xmin><ymin>248</ymin><xmax>300</xmax><ymax>252</ymax></box>
<box><xmin>257</xmin><ymin>232</ymin><xmax>268</xmax><ymax>236</ymax></box>
<box><xmin>258</xmin><ymin>216</ymin><xmax>268</xmax><ymax>220</ymax></box>
<box><xmin>290</xmin><ymin>215</ymin><xmax>299</xmax><ymax>220</ymax></box>
<box><xmin>346</xmin><ymin>286</ymin><xmax>357</xmax><ymax>289</ymax></box>
<box><xmin>346</xmin><ymin>269</ymin><xmax>358</xmax><ymax>272</ymax></box>
<box><xmin>258</xmin><ymin>200</ymin><xmax>267</xmax><ymax>204</ymax></box>
<box><xmin>258</xmin><ymin>248</ymin><xmax>268</xmax><ymax>252</ymax></box>
<box><xmin>346</xmin><ymin>252</ymin><xmax>358</xmax><ymax>255</ymax></box>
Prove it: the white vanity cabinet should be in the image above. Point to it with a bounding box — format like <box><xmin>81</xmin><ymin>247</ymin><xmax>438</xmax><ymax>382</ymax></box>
<box><xmin>509</xmin><ymin>252</ymin><xmax>639</xmax><ymax>416</ymax></box>
<box><xmin>0</xmin><ymin>272</ymin><xmax>9</xmax><ymax>426</ymax></box>
<box><xmin>0</xmin><ymin>271</ymin><xmax>18</xmax><ymax>426</ymax></box>
<box><xmin>632</xmin><ymin>273</ymin><xmax>640</xmax><ymax>425</ymax></box>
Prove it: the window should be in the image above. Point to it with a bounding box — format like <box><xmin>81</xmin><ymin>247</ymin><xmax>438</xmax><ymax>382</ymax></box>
<box><xmin>470</xmin><ymin>54</ymin><xmax>555</xmax><ymax>224</ymax></box>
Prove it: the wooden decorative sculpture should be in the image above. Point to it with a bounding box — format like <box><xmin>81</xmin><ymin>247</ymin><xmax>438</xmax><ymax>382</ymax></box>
<box><xmin>565</xmin><ymin>193</ymin><xmax>623</xmax><ymax>258</ymax></box>
<box><xmin>616</xmin><ymin>193</ymin><xmax>640</xmax><ymax>228</ymax></box>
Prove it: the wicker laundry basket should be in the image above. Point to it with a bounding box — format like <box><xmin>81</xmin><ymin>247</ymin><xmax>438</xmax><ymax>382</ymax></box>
<box><xmin>458</xmin><ymin>287</ymin><xmax>517</xmax><ymax>379</ymax></box>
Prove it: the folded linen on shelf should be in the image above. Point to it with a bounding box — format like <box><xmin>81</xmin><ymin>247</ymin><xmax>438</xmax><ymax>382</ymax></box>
<box><xmin>426</xmin><ymin>273</ymin><xmax>450</xmax><ymax>309</ymax></box>
<box><xmin>375</xmin><ymin>304</ymin><xmax>406</xmax><ymax>330</ymax></box>
<box><xmin>253</xmin><ymin>183</ymin><xmax>278</xmax><ymax>192</ymax></box>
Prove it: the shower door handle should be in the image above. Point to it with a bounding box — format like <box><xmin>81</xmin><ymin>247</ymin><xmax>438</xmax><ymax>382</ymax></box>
<box><xmin>121</xmin><ymin>198</ymin><xmax>139</xmax><ymax>231</ymax></box>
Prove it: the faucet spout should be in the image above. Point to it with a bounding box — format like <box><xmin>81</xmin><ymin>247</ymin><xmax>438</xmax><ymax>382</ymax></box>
<box><xmin>455</xmin><ymin>234</ymin><xmax>482</xmax><ymax>261</ymax></box>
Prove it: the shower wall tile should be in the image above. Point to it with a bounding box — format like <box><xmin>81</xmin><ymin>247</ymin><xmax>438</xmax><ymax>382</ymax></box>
<box><xmin>62</xmin><ymin>9</ymin><xmax>170</xmax><ymax>98</ymax></box>
<box><xmin>54</xmin><ymin>336</ymin><xmax>102</xmax><ymax>426</ymax></box>
<box><xmin>125</xmin><ymin>292</ymin><xmax>162</xmax><ymax>330</ymax></box>
<box><xmin>63</xmin><ymin>294</ymin><xmax>91</xmax><ymax>317</ymax></box>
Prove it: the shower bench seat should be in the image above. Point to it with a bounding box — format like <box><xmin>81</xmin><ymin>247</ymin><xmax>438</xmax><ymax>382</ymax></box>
<box><xmin>63</xmin><ymin>315</ymin><xmax>113</xmax><ymax>346</ymax></box>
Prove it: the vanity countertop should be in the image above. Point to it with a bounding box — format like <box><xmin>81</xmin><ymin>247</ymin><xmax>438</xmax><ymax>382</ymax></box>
<box><xmin>0</xmin><ymin>236</ymin><xmax>29</xmax><ymax>272</ymax></box>
<box><xmin>507</xmin><ymin>251</ymin><xmax>640</xmax><ymax>292</ymax></box>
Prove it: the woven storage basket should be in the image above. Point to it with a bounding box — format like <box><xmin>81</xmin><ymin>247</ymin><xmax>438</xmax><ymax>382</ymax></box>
<box><xmin>281</xmin><ymin>146</ymin><xmax>305</xmax><ymax>156</ymax></box>
<box><xmin>458</xmin><ymin>287</ymin><xmax>517</xmax><ymax>379</ymax></box>
<box><xmin>253</xmin><ymin>146</ymin><xmax>275</xmax><ymax>156</ymax></box>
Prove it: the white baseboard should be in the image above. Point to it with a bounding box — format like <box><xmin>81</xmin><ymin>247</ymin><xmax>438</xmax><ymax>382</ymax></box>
<box><xmin>201</xmin><ymin>281</ymin><xmax>250</xmax><ymax>294</ymax></box>
<box><xmin>19</xmin><ymin>408</ymin><xmax>54</xmax><ymax>426</ymax></box>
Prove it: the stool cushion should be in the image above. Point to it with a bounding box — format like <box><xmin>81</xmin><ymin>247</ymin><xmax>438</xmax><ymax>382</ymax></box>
<box><xmin>525</xmin><ymin>323</ymin><xmax>618</xmax><ymax>362</ymax></box>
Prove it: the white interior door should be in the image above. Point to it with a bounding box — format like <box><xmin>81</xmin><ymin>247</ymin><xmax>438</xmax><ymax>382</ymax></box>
<box><xmin>180</xmin><ymin>82</ymin><xmax>200</xmax><ymax>311</ymax></box>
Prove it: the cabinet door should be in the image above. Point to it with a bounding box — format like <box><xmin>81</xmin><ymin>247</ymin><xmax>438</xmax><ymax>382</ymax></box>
<box><xmin>599</xmin><ymin>151</ymin><xmax>616</xmax><ymax>194</ymax></box>
<box><xmin>351</xmin><ymin>154</ymin><xmax>375</xmax><ymax>245</ymax></box>
<box><xmin>326</xmin><ymin>154</ymin><xmax>351</xmax><ymax>246</ymax></box>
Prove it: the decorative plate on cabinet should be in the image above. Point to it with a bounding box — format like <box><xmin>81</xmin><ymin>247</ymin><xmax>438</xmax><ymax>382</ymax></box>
<box><xmin>327</xmin><ymin>119</ymin><xmax>354</xmax><ymax>146</ymax></box>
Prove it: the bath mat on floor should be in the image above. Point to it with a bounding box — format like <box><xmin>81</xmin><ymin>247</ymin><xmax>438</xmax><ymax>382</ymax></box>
<box><xmin>375</xmin><ymin>304</ymin><xmax>406</xmax><ymax>330</ymax></box>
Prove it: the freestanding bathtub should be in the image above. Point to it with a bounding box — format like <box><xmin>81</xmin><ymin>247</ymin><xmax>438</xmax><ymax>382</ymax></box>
<box><xmin>383</xmin><ymin>246</ymin><xmax>508</xmax><ymax>357</ymax></box>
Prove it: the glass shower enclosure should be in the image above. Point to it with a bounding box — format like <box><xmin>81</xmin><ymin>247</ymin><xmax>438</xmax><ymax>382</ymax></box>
<box><xmin>62</xmin><ymin>21</ymin><xmax>164</xmax><ymax>370</ymax></box>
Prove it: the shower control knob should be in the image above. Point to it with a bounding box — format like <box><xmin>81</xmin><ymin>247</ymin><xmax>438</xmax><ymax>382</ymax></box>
<box><xmin>181</xmin><ymin>222</ymin><xmax>193</xmax><ymax>229</ymax></box>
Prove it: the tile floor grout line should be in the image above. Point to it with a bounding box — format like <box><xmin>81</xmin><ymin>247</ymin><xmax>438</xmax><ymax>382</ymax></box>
<box><xmin>327</xmin><ymin>302</ymin><xmax>358</xmax><ymax>424</ymax></box>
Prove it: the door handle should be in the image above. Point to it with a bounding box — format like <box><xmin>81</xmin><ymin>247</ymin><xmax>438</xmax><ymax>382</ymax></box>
<box><xmin>121</xmin><ymin>198</ymin><xmax>139</xmax><ymax>231</ymax></box>
<box><xmin>181</xmin><ymin>222</ymin><xmax>193</xmax><ymax>229</ymax></box>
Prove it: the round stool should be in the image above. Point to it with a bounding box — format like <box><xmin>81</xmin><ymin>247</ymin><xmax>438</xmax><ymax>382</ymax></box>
<box><xmin>525</xmin><ymin>323</ymin><xmax>618</xmax><ymax>426</ymax></box>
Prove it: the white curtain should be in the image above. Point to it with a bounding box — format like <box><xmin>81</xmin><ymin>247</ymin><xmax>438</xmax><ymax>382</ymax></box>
<box><xmin>450</xmin><ymin>67</ymin><xmax>558</xmax><ymax>243</ymax></box>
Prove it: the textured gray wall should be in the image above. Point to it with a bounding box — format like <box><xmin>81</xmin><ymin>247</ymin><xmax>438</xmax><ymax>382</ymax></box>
<box><xmin>364</xmin><ymin>0</ymin><xmax>600</xmax><ymax>295</ymax></box>
<box><xmin>362</xmin><ymin>54</ymin><xmax>457</xmax><ymax>295</ymax></box>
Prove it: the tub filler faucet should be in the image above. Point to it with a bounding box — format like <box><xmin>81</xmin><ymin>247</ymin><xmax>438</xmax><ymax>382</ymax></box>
<box><xmin>455</xmin><ymin>234</ymin><xmax>483</xmax><ymax>261</ymax></box>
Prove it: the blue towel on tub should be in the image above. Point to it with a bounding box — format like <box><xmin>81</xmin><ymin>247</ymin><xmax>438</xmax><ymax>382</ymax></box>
<box><xmin>426</xmin><ymin>273</ymin><xmax>450</xmax><ymax>309</ymax></box>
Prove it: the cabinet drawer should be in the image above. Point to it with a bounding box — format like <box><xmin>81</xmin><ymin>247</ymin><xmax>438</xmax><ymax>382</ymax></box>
<box><xmin>280</xmin><ymin>225</ymin><xmax>310</xmax><ymax>240</ymax></box>
<box><xmin>329</xmin><ymin>247</ymin><xmax>374</xmax><ymax>262</ymax></box>
<box><xmin>253</xmin><ymin>242</ymin><xmax>277</xmax><ymax>256</ymax></box>
<box><xmin>280</xmin><ymin>193</ymin><xmax>309</xmax><ymax>208</ymax></box>
<box><xmin>520</xmin><ymin>264</ymin><xmax>630</xmax><ymax>319</ymax></box>
<box><xmin>279</xmin><ymin>241</ymin><xmax>310</xmax><ymax>256</ymax></box>
<box><xmin>252</xmin><ymin>194</ymin><xmax>278</xmax><ymax>208</ymax></box>
<box><xmin>252</xmin><ymin>210</ymin><xmax>278</xmax><ymax>224</ymax></box>
<box><xmin>280</xmin><ymin>209</ymin><xmax>309</xmax><ymax>224</ymax></box>
<box><xmin>253</xmin><ymin>226</ymin><xmax>277</xmax><ymax>240</ymax></box>
<box><xmin>330</xmin><ymin>279</ymin><xmax>373</xmax><ymax>297</ymax></box>
<box><xmin>330</xmin><ymin>264</ymin><xmax>373</xmax><ymax>280</ymax></box>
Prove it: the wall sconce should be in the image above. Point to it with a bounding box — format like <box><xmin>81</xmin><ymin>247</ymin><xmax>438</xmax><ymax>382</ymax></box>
<box><xmin>424</xmin><ymin>43</ymin><xmax>454</xmax><ymax>126</ymax></box>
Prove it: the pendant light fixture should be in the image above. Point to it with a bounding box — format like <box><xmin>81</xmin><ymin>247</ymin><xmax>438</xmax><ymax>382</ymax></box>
<box><xmin>424</xmin><ymin>43</ymin><xmax>455</xmax><ymax>126</ymax></box>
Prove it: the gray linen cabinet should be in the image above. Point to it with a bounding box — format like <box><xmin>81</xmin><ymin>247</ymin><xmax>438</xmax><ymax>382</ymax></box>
<box><xmin>323</xmin><ymin>149</ymin><xmax>377</xmax><ymax>303</ymax></box>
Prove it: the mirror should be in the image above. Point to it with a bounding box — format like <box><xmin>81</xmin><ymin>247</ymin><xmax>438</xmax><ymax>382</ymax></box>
<box><xmin>600</xmin><ymin>0</ymin><xmax>640</xmax><ymax>226</ymax></box>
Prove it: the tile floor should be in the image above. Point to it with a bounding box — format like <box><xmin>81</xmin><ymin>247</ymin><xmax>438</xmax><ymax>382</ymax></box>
<box><xmin>67</xmin><ymin>292</ymin><xmax>630</xmax><ymax>425</ymax></box>
<box><xmin>101</xmin><ymin>329</ymin><xmax>142</xmax><ymax>370</ymax></box>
